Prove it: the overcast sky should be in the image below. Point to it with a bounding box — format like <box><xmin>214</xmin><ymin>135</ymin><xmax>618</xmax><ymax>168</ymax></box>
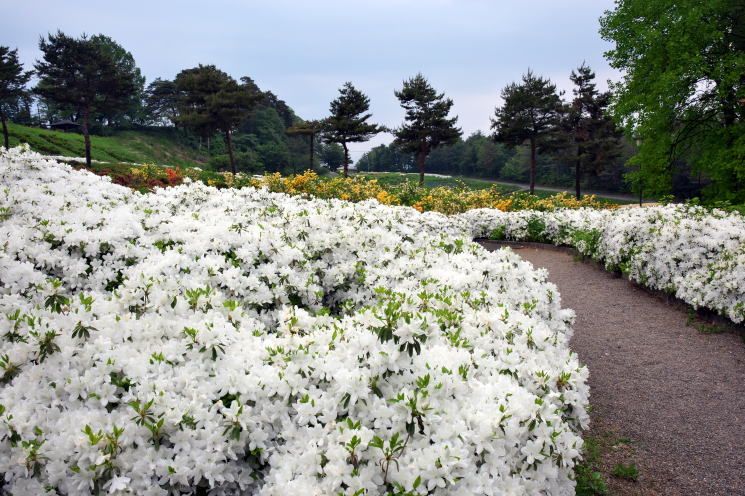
<box><xmin>2</xmin><ymin>0</ymin><xmax>620</xmax><ymax>160</ymax></box>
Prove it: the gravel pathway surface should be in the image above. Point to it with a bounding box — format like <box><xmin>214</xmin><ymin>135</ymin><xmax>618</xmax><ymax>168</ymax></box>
<box><xmin>480</xmin><ymin>242</ymin><xmax>745</xmax><ymax>496</ymax></box>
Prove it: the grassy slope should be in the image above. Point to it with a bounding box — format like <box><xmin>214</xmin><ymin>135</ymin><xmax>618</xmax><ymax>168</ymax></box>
<box><xmin>6</xmin><ymin>122</ymin><xmax>208</xmax><ymax>167</ymax></box>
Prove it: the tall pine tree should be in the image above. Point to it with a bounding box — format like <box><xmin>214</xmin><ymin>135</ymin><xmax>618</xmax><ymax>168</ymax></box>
<box><xmin>174</xmin><ymin>65</ymin><xmax>260</xmax><ymax>174</ymax></box>
<box><xmin>563</xmin><ymin>63</ymin><xmax>623</xmax><ymax>199</ymax></box>
<box><xmin>322</xmin><ymin>82</ymin><xmax>381</xmax><ymax>176</ymax></box>
<box><xmin>34</xmin><ymin>32</ymin><xmax>140</xmax><ymax>167</ymax></box>
<box><xmin>393</xmin><ymin>73</ymin><xmax>461</xmax><ymax>184</ymax></box>
<box><xmin>491</xmin><ymin>70</ymin><xmax>563</xmax><ymax>194</ymax></box>
<box><xmin>0</xmin><ymin>46</ymin><xmax>32</xmax><ymax>149</ymax></box>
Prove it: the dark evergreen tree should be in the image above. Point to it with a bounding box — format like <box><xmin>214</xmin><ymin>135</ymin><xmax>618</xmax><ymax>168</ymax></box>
<box><xmin>174</xmin><ymin>65</ymin><xmax>261</xmax><ymax>174</ymax></box>
<box><xmin>34</xmin><ymin>31</ymin><xmax>140</xmax><ymax>166</ymax></box>
<box><xmin>491</xmin><ymin>70</ymin><xmax>563</xmax><ymax>194</ymax></box>
<box><xmin>322</xmin><ymin>82</ymin><xmax>382</xmax><ymax>176</ymax></box>
<box><xmin>562</xmin><ymin>63</ymin><xmax>624</xmax><ymax>199</ymax></box>
<box><xmin>0</xmin><ymin>46</ymin><xmax>32</xmax><ymax>149</ymax></box>
<box><xmin>393</xmin><ymin>73</ymin><xmax>461</xmax><ymax>184</ymax></box>
<box><xmin>144</xmin><ymin>78</ymin><xmax>179</xmax><ymax>126</ymax></box>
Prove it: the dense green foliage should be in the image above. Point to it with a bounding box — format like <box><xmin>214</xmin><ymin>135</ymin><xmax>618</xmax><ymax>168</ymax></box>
<box><xmin>600</xmin><ymin>0</ymin><xmax>745</xmax><ymax>203</ymax></box>
<box><xmin>393</xmin><ymin>74</ymin><xmax>462</xmax><ymax>184</ymax></box>
<box><xmin>322</xmin><ymin>82</ymin><xmax>382</xmax><ymax>175</ymax></box>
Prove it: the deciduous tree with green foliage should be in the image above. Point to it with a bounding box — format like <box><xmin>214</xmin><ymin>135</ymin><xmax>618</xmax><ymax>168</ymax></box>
<box><xmin>174</xmin><ymin>65</ymin><xmax>261</xmax><ymax>174</ymax></box>
<box><xmin>0</xmin><ymin>46</ymin><xmax>32</xmax><ymax>149</ymax></box>
<box><xmin>89</xmin><ymin>34</ymin><xmax>146</xmax><ymax>126</ymax></box>
<box><xmin>34</xmin><ymin>31</ymin><xmax>140</xmax><ymax>166</ymax></box>
<box><xmin>600</xmin><ymin>0</ymin><xmax>745</xmax><ymax>202</ymax></box>
<box><xmin>322</xmin><ymin>82</ymin><xmax>381</xmax><ymax>176</ymax></box>
<box><xmin>491</xmin><ymin>70</ymin><xmax>563</xmax><ymax>194</ymax></box>
<box><xmin>393</xmin><ymin>73</ymin><xmax>461</xmax><ymax>184</ymax></box>
<box><xmin>561</xmin><ymin>63</ymin><xmax>623</xmax><ymax>199</ymax></box>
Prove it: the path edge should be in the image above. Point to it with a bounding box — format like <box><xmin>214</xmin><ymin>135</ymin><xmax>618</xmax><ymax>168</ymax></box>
<box><xmin>474</xmin><ymin>238</ymin><xmax>745</xmax><ymax>334</ymax></box>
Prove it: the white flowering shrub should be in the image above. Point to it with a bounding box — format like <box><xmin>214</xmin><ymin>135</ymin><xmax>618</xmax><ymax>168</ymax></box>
<box><xmin>464</xmin><ymin>205</ymin><xmax>745</xmax><ymax>323</ymax></box>
<box><xmin>0</xmin><ymin>147</ymin><xmax>588</xmax><ymax>495</ymax></box>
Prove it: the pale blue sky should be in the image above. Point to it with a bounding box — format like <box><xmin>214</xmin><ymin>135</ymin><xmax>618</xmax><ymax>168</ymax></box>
<box><xmin>2</xmin><ymin>0</ymin><xmax>620</xmax><ymax>159</ymax></box>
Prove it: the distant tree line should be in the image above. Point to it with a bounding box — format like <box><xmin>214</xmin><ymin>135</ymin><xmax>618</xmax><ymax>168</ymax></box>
<box><xmin>359</xmin><ymin>66</ymin><xmax>630</xmax><ymax>197</ymax></box>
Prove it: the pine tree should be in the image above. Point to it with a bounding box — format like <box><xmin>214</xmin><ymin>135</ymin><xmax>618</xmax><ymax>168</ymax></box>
<box><xmin>174</xmin><ymin>65</ymin><xmax>261</xmax><ymax>174</ymax></box>
<box><xmin>0</xmin><ymin>46</ymin><xmax>32</xmax><ymax>149</ymax></box>
<box><xmin>559</xmin><ymin>64</ymin><xmax>624</xmax><ymax>199</ymax></box>
<box><xmin>491</xmin><ymin>70</ymin><xmax>563</xmax><ymax>194</ymax></box>
<box><xmin>393</xmin><ymin>73</ymin><xmax>461</xmax><ymax>184</ymax></box>
<box><xmin>144</xmin><ymin>78</ymin><xmax>179</xmax><ymax>126</ymax></box>
<box><xmin>34</xmin><ymin>32</ymin><xmax>140</xmax><ymax>166</ymax></box>
<box><xmin>322</xmin><ymin>82</ymin><xmax>381</xmax><ymax>176</ymax></box>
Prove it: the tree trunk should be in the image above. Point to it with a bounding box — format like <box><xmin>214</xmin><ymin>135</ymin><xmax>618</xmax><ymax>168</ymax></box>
<box><xmin>1</xmin><ymin>112</ymin><xmax>8</xmax><ymax>150</ymax></box>
<box><xmin>82</xmin><ymin>106</ymin><xmax>92</xmax><ymax>168</ymax></box>
<box><xmin>309</xmin><ymin>133</ymin><xmax>315</xmax><ymax>171</ymax></box>
<box><xmin>417</xmin><ymin>151</ymin><xmax>427</xmax><ymax>185</ymax></box>
<box><xmin>575</xmin><ymin>144</ymin><xmax>582</xmax><ymax>200</ymax></box>
<box><xmin>529</xmin><ymin>136</ymin><xmax>536</xmax><ymax>195</ymax></box>
<box><xmin>225</xmin><ymin>130</ymin><xmax>236</xmax><ymax>175</ymax></box>
<box><xmin>342</xmin><ymin>142</ymin><xmax>349</xmax><ymax>176</ymax></box>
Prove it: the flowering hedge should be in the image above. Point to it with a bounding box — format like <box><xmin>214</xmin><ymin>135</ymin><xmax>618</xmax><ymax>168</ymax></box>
<box><xmin>81</xmin><ymin>161</ymin><xmax>615</xmax><ymax>215</ymax></box>
<box><xmin>0</xmin><ymin>147</ymin><xmax>588</xmax><ymax>495</ymax></box>
<box><xmin>463</xmin><ymin>206</ymin><xmax>745</xmax><ymax>323</ymax></box>
<box><xmin>247</xmin><ymin>171</ymin><xmax>614</xmax><ymax>214</ymax></box>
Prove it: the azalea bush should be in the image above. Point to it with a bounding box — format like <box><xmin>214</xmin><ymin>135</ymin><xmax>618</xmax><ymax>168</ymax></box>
<box><xmin>247</xmin><ymin>170</ymin><xmax>613</xmax><ymax>214</ymax></box>
<box><xmin>0</xmin><ymin>147</ymin><xmax>589</xmax><ymax>495</ymax></box>
<box><xmin>83</xmin><ymin>163</ymin><xmax>614</xmax><ymax>214</ymax></box>
<box><xmin>465</xmin><ymin>206</ymin><xmax>745</xmax><ymax>323</ymax></box>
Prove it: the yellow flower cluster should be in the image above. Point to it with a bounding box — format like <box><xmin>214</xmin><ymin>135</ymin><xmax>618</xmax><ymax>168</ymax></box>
<box><xmin>250</xmin><ymin>171</ymin><xmax>397</xmax><ymax>204</ymax></box>
<box><xmin>130</xmin><ymin>162</ymin><xmax>164</xmax><ymax>181</ymax></box>
<box><xmin>248</xmin><ymin>171</ymin><xmax>615</xmax><ymax>213</ymax></box>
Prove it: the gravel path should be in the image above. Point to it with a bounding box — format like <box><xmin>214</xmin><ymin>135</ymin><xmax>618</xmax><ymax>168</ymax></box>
<box><xmin>480</xmin><ymin>242</ymin><xmax>745</xmax><ymax>495</ymax></box>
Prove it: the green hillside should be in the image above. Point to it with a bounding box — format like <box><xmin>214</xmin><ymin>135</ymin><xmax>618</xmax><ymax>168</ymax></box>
<box><xmin>6</xmin><ymin>122</ymin><xmax>208</xmax><ymax>167</ymax></box>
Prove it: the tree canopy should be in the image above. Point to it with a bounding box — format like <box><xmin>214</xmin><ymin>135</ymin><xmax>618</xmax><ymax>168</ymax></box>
<box><xmin>322</xmin><ymin>82</ymin><xmax>382</xmax><ymax>175</ymax></box>
<box><xmin>34</xmin><ymin>31</ymin><xmax>141</xmax><ymax>166</ymax></box>
<box><xmin>393</xmin><ymin>73</ymin><xmax>461</xmax><ymax>184</ymax></box>
<box><xmin>559</xmin><ymin>63</ymin><xmax>623</xmax><ymax>199</ymax></box>
<box><xmin>89</xmin><ymin>34</ymin><xmax>146</xmax><ymax>125</ymax></box>
<box><xmin>491</xmin><ymin>70</ymin><xmax>563</xmax><ymax>194</ymax></box>
<box><xmin>174</xmin><ymin>65</ymin><xmax>261</xmax><ymax>174</ymax></box>
<box><xmin>600</xmin><ymin>0</ymin><xmax>745</xmax><ymax>202</ymax></box>
<box><xmin>0</xmin><ymin>46</ymin><xmax>32</xmax><ymax>149</ymax></box>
